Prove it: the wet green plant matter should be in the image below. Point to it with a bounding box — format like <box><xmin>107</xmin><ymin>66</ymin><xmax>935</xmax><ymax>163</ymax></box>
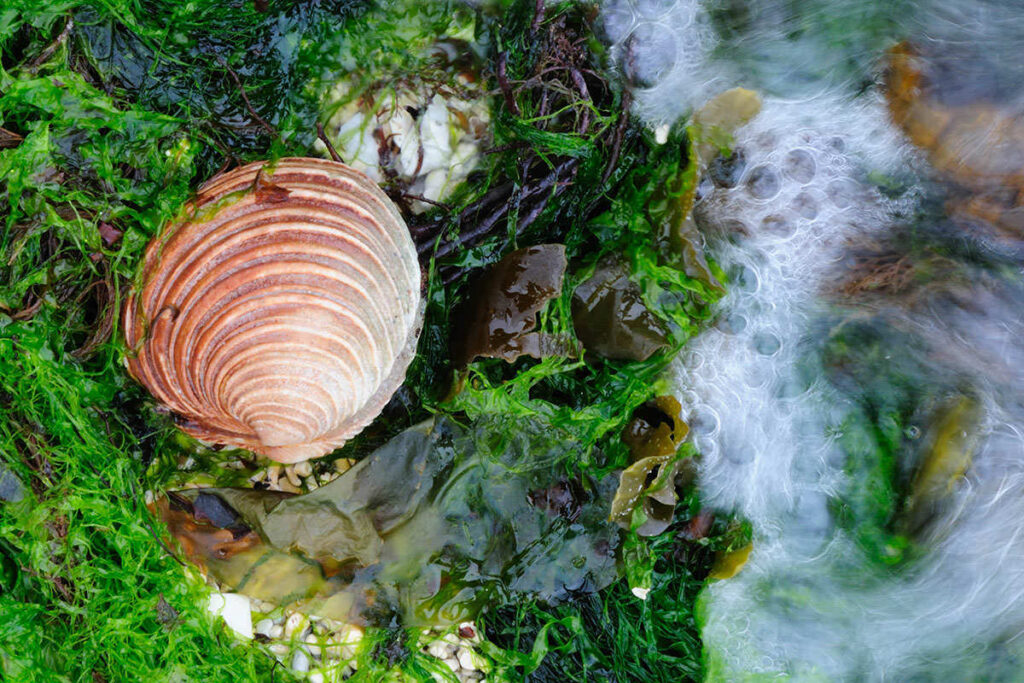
<box><xmin>0</xmin><ymin>0</ymin><xmax>736</xmax><ymax>680</ymax></box>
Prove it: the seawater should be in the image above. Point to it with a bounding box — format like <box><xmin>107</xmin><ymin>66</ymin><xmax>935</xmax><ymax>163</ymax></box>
<box><xmin>601</xmin><ymin>0</ymin><xmax>1024</xmax><ymax>679</ymax></box>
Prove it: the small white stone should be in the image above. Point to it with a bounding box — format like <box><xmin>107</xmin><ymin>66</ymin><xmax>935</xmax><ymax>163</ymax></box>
<box><xmin>269</xmin><ymin>644</ymin><xmax>290</xmax><ymax>656</ymax></box>
<box><xmin>293</xmin><ymin>461</ymin><xmax>312</xmax><ymax>477</ymax></box>
<box><xmin>427</xmin><ymin>641</ymin><xmax>450</xmax><ymax>659</ymax></box>
<box><xmin>443</xmin><ymin>657</ymin><xmax>461</xmax><ymax>673</ymax></box>
<box><xmin>304</xmin><ymin>633</ymin><xmax>323</xmax><ymax>657</ymax></box>
<box><xmin>255</xmin><ymin>618</ymin><xmax>275</xmax><ymax>638</ymax></box>
<box><xmin>144</xmin><ymin>490</ymin><xmax>154</xmax><ymax>505</ymax></box>
<box><xmin>269</xmin><ymin>624</ymin><xmax>284</xmax><ymax>639</ymax></box>
<box><xmin>291</xmin><ymin>649</ymin><xmax>310</xmax><ymax>673</ymax></box>
<box><xmin>285</xmin><ymin>465</ymin><xmax>302</xmax><ymax>488</ymax></box>
<box><xmin>442</xmin><ymin>632</ymin><xmax>462</xmax><ymax>647</ymax></box>
<box><xmin>207</xmin><ymin>593</ymin><xmax>252</xmax><ymax>639</ymax></box>
<box><xmin>337</xmin><ymin>624</ymin><xmax>364</xmax><ymax>660</ymax></box>
<box><xmin>457</xmin><ymin>648</ymin><xmax>488</xmax><ymax>673</ymax></box>
<box><xmin>267</xmin><ymin>465</ymin><xmax>281</xmax><ymax>485</ymax></box>
<box><xmin>631</xmin><ymin>586</ymin><xmax>651</xmax><ymax>600</ymax></box>
<box><xmin>655</xmin><ymin>124</ymin><xmax>670</xmax><ymax>145</ymax></box>
<box><xmin>284</xmin><ymin>612</ymin><xmax>309</xmax><ymax>639</ymax></box>
<box><xmin>308</xmin><ymin>673</ymin><xmax>324</xmax><ymax>683</ymax></box>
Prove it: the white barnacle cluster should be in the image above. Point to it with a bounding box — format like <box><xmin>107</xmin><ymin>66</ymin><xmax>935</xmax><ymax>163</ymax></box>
<box><xmin>317</xmin><ymin>43</ymin><xmax>490</xmax><ymax>212</ymax></box>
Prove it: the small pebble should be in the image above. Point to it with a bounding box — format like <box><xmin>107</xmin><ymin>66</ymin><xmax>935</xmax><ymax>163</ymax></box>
<box><xmin>255</xmin><ymin>618</ymin><xmax>275</xmax><ymax>638</ymax></box>
<box><xmin>443</xmin><ymin>657</ymin><xmax>461</xmax><ymax>673</ymax></box>
<box><xmin>291</xmin><ymin>649</ymin><xmax>310</xmax><ymax>673</ymax></box>
<box><xmin>284</xmin><ymin>612</ymin><xmax>309</xmax><ymax>639</ymax></box>
<box><xmin>308</xmin><ymin>674</ymin><xmax>324</xmax><ymax>683</ymax></box>
<box><xmin>269</xmin><ymin>624</ymin><xmax>284</xmax><ymax>639</ymax></box>
<box><xmin>269</xmin><ymin>644</ymin><xmax>290</xmax><ymax>656</ymax></box>
<box><xmin>338</xmin><ymin>624</ymin><xmax>364</xmax><ymax>660</ymax></box>
<box><xmin>267</xmin><ymin>465</ymin><xmax>281</xmax><ymax>486</ymax></box>
<box><xmin>457</xmin><ymin>648</ymin><xmax>488</xmax><ymax>673</ymax></box>
<box><xmin>293</xmin><ymin>461</ymin><xmax>312</xmax><ymax>477</ymax></box>
<box><xmin>285</xmin><ymin>465</ymin><xmax>302</xmax><ymax>488</ymax></box>
<box><xmin>207</xmin><ymin>593</ymin><xmax>252</xmax><ymax>640</ymax></box>
<box><xmin>427</xmin><ymin>641</ymin><xmax>450</xmax><ymax>659</ymax></box>
<box><xmin>258</xmin><ymin>599</ymin><xmax>277</xmax><ymax>612</ymax></box>
<box><xmin>304</xmin><ymin>633</ymin><xmax>322</xmax><ymax>657</ymax></box>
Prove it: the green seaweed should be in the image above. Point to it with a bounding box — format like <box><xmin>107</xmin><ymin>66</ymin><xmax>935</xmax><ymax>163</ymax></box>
<box><xmin>0</xmin><ymin>0</ymin><xmax>732</xmax><ymax>680</ymax></box>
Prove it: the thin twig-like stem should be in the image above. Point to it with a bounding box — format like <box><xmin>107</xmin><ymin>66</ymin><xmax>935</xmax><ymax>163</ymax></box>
<box><xmin>497</xmin><ymin>52</ymin><xmax>521</xmax><ymax>116</ymax></box>
<box><xmin>401</xmin><ymin>193</ymin><xmax>452</xmax><ymax>211</ymax></box>
<box><xmin>316</xmin><ymin>122</ymin><xmax>343</xmax><ymax>162</ymax></box>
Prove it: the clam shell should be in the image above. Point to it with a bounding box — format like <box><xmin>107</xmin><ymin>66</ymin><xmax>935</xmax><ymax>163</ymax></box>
<box><xmin>124</xmin><ymin>158</ymin><xmax>422</xmax><ymax>463</ymax></box>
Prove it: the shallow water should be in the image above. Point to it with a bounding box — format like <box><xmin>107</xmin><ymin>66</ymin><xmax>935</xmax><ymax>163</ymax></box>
<box><xmin>602</xmin><ymin>0</ymin><xmax>1024</xmax><ymax>679</ymax></box>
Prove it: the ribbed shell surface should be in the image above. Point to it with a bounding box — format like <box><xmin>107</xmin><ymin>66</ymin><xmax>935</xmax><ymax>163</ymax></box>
<box><xmin>124</xmin><ymin>158</ymin><xmax>422</xmax><ymax>463</ymax></box>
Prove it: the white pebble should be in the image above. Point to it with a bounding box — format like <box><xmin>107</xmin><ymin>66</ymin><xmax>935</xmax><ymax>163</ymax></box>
<box><xmin>443</xmin><ymin>657</ymin><xmax>461</xmax><ymax>673</ymax></box>
<box><xmin>655</xmin><ymin>123</ymin><xmax>670</xmax><ymax>145</ymax></box>
<box><xmin>285</xmin><ymin>612</ymin><xmax>309</xmax><ymax>639</ymax></box>
<box><xmin>255</xmin><ymin>618</ymin><xmax>275</xmax><ymax>638</ymax></box>
<box><xmin>427</xmin><ymin>641</ymin><xmax>451</xmax><ymax>659</ymax></box>
<box><xmin>304</xmin><ymin>633</ymin><xmax>323</xmax><ymax>657</ymax></box>
<box><xmin>269</xmin><ymin>644</ymin><xmax>290</xmax><ymax>656</ymax></box>
<box><xmin>285</xmin><ymin>465</ymin><xmax>302</xmax><ymax>488</ymax></box>
<box><xmin>632</xmin><ymin>586</ymin><xmax>651</xmax><ymax>600</ymax></box>
<box><xmin>293</xmin><ymin>461</ymin><xmax>312</xmax><ymax>477</ymax></box>
<box><xmin>267</xmin><ymin>465</ymin><xmax>281</xmax><ymax>485</ymax></box>
<box><xmin>269</xmin><ymin>624</ymin><xmax>284</xmax><ymax>639</ymax></box>
<box><xmin>308</xmin><ymin>674</ymin><xmax>324</xmax><ymax>683</ymax></box>
<box><xmin>207</xmin><ymin>593</ymin><xmax>252</xmax><ymax>640</ymax></box>
<box><xmin>291</xmin><ymin>649</ymin><xmax>310</xmax><ymax>673</ymax></box>
<box><xmin>457</xmin><ymin>648</ymin><xmax>488</xmax><ymax>673</ymax></box>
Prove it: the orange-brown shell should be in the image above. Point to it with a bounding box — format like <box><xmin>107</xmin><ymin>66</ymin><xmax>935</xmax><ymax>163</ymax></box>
<box><xmin>124</xmin><ymin>158</ymin><xmax>422</xmax><ymax>463</ymax></box>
